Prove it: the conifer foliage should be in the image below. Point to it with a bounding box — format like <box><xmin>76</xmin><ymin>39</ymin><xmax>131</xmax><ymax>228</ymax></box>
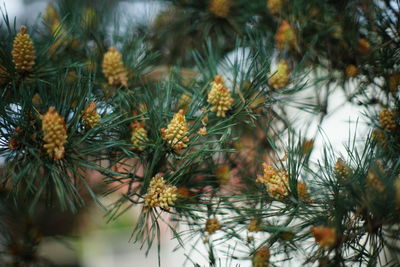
<box><xmin>0</xmin><ymin>0</ymin><xmax>399</xmax><ymax>266</ymax></box>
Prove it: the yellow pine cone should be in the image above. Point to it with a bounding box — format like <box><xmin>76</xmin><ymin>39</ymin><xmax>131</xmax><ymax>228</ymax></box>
<box><xmin>379</xmin><ymin>109</ymin><xmax>396</xmax><ymax>131</ymax></box>
<box><xmin>41</xmin><ymin>107</ymin><xmax>67</xmax><ymax>160</ymax></box>
<box><xmin>268</xmin><ymin>60</ymin><xmax>290</xmax><ymax>90</ymax></box>
<box><xmin>267</xmin><ymin>0</ymin><xmax>282</xmax><ymax>14</ymax></box>
<box><xmin>144</xmin><ymin>174</ymin><xmax>178</xmax><ymax>209</ymax></box>
<box><xmin>161</xmin><ymin>109</ymin><xmax>189</xmax><ymax>151</ymax></box>
<box><xmin>102</xmin><ymin>47</ymin><xmax>128</xmax><ymax>87</ymax></box>
<box><xmin>256</xmin><ymin>163</ymin><xmax>289</xmax><ymax>200</ymax></box>
<box><xmin>207</xmin><ymin>75</ymin><xmax>234</xmax><ymax>117</ymax></box>
<box><xmin>346</xmin><ymin>64</ymin><xmax>358</xmax><ymax>78</ymax></box>
<box><xmin>130</xmin><ymin>122</ymin><xmax>149</xmax><ymax>151</ymax></box>
<box><xmin>311</xmin><ymin>226</ymin><xmax>337</xmax><ymax>249</ymax></box>
<box><xmin>12</xmin><ymin>26</ymin><xmax>36</xmax><ymax>73</ymax></box>
<box><xmin>358</xmin><ymin>38</ymin><xmax>371</xmax><ymax>56</ymax></box>
<box><xmin>334</xmin><ymin>158</ymin><xmax>350</xmax><ymax>181</ymax></box>
<box><xmin>275</xmin><ymin>21</ymin><xmax>296</xmax><ymax>50</ymax></box>
<box><xmin>208</xmin><ymin>0</ymin><xmax>231</xmax><ymax>18</ymax></box>
<box><xmin>252</xmin><ymin>246</ymin><xmax>270</xmax><ymax>267</ymax></box>
<box><xmin>205</xmin><ymin>218</ymin><xmax>221</xmax><ymax>235</ymax></box>
<box><xmin>82</xmin><ymin>102</ymin><xmax>100</xmax><ymax>128</ymax></box>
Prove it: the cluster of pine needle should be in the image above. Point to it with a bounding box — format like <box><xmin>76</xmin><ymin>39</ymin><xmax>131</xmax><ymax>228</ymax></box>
<box><xmin>0</xmin><ymin>0</ymin><xmax>399</xmax><ymax>266</ymax></box>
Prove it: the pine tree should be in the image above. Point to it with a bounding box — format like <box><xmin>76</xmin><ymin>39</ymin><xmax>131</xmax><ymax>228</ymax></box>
<box><xmin>0</xmin><ymin>0</ymin><xmax>399</xmax><ymax>266</ymax></box>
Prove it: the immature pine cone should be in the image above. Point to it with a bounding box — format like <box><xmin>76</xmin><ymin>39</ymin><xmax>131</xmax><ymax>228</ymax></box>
<box><xmin>252</xmin><ymin>246</ymin><xmax>270</xmax><ymax>267</ymax></box>
<box><xmin>256</xmin><ymin>163</ymin><xmax>289</xmax><ymax>200</ymax></box>
<box><xmin>379</xmin><ymin>109</ymin><xmax>396</xmax><ymax>131</ymax></box>
<box><xmin>161</xmin><ymin>109</ymin><xmax>189</xmax><ymax>151</ymax></box>
<box><xmin>102</xmin><ymin>47</ymin><xmax>128</xmax><ymax>87</ymax></box>
<box><xmin>12</xmin><ymin>26</ymin><xmax>36</xmax><ymax>73</ymax></box>
<box><xmin>82</xmin><ymin>101</ymin><xmax>100</xmax><ymax>128</ymax></box>
<box><xmin>207</xmin><ymin>75</ymin><xmax>234</xmax><ymax>117</ymax></box>
<box><xmin>144</xmin><ymin>174</ymin><xmax>178</xmax><ymax>209</ymax></box>
<box><xmin>310</xmin><ymin>226</ymin><xmax>337</xmax><ymax>249</ymax></box>
<box><xmin>267</xmin><ymin>0</ymin><xmax>282</xmax><ymax>14</ymax></box>
<box><xmin>275</xmin><ymin>21</ymin><xmax>296</xmax><ymax>50</ymax></box>
<box><xmin>268</xmin><ymin>61</ymin><xmax>290</xmax><ymax>90</ymax></box>
<box><xmin>41</xmin><ymin>107</ymin><xmax>67</xmax><ymax>160</ymax></box>
<box><xmin>130</xmin><ymin>122</ymin><xmax>149</xmax><ymax>151</ymax></box>
<box><xmin>208</xmin><ymin>0</ymin><xmax>231</xmax><ymax>18</ymax></box>
<box><xmin>205</xmin><ymin>218</ymin><xmax>221</xmax><ymax>235</ymax></box>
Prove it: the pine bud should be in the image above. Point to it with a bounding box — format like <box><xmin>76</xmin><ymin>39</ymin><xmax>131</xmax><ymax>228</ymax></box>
<box><xmin>366</xmin><ymin>162</ymin><xmax>385</xmax><ymax>193</ymax></box>
<box><xmin>379</xmin><ymin>109</ymin><xmax>396</xmax><ymax>131</ymax></box>
<box><xmin>161</xmin><ymin>109</ymin><xmax>190</xmax><ymax>151</ymax></box>
<box><xmin>8</xmin><ymin>127</ymin><xmax>22</xmax><ymax>150</ymax></box>
<box><xmin>102</xmin><ymin>47</ymin><xmax>128</xmax><ymax>87</ymax></box>
<box><xmin>12</xmin><ymin>26</ymin><xmax>36</xmax><ymax>73</ymax></box>
<box><xmin>372</xmin><ymin>129</ymin><xmax>386</xmax><ymax>147</ymax></box>
<box><xmin>301</xmin><ymin>139</ymin><xmax>314</xmax><ymax>154</ymax></box>
<box><xmin>197</xmin><ymin>127</ymin><xmax>207</xmax><ymax>136</ymax></box>
<box><xmin>178</xmin><ymin>93</ymin><xmax>192</xmax><ymax>113</ymax></box>
<box><xmin>207</xmin><ymin>75</ymin><xmax>234</xmax><ymax>117</ymax></box>
<box><xmin>82</xmin><ymin>101</ymin><xmax>100</xmax><ymax>128</ymax></box>
<box><xmin>310</xmin><ymin>226</ymin><xmax>337</xmax><ymax>249</ymax></box>
<box><xmin>387</xmin><ymin>73</ymin><xmax>400</xmax><ymax>95</ymax></box>
<box><xmin>334</xmin><ymin>158</ymin><xmax>350</xmax><ymax>181</ymax></box>
<box><xmin>275</xmin><ymin>21</ymin><xmax>296</xmax><ymax>50</ymax></box>
<box><xmin>0</xmin><ymin>66</ymin><xmax>9</xmax><ymax>85</ymax></box>
<box><xmin>177</xmin><ymin>186</ymin><xmax>191</xmax><ymax>198</ymax></box>
<box><xmin>205</xmin><ymin>218</ymin><xmax>221</xmax><ymax>235</ymax></box>
<box><xmin>144</xmin><ymin>174</ymin><xmax>178</xmax><ymax>209</ymax></box>
<box><xmin>208</xmin><ymin>0</ymin><xmax>231</xmax><ymax>18</ymax></box>
<box><xmin>41</xmin><ymin>107</ymin><xmax>67</xmax><ymax>160</ymax></box>
<box><xmin>214</xmin><ymin>165</ymin><xmax>231</xmax><ymax>185</ymax></box>
<box><xmin>44</xmin><ymin>3</ymin><xmax>58</xmax><ymax>25</ymax></box>
<box><xmin>345</xmin><ymin>64</ymin><xmax>358</xmax><ymax>78</ymax></box>
<box><xmin>248</xmin><ymin>218</ymin><xmax>261</xmax><ymax>233</ymax></box>
<box><xmin>252</xmin><ymin>246</ymin><xmax>270</xmax><ymax>267</ymax></box>
<box><xmin>358</xmin><ymin>38</ymin><xmax>371</xmax><ymax>56</ymax></box>
<box><xmin>267</xmin><ymin>0</ymin><xmax>282</xmax><ymax>14</ymax></box>
<box><xmin>297</xmin><ymin>181</ymin><xmax>309</xmax><ymax>202</ymax></box>
<box><xmin>256</xmin><ymin>163</ymin><xmax>289</xmax><ymax>200</ymax></box>
<box><xmin>130</xmin><ymin>122</ymin><xmax>149</xmax><ymax>151</ymax></box>
<box><xmin>268</xmin><ymin>61</ymin><xmax>290</xmax><ymax>90</ymax></box>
